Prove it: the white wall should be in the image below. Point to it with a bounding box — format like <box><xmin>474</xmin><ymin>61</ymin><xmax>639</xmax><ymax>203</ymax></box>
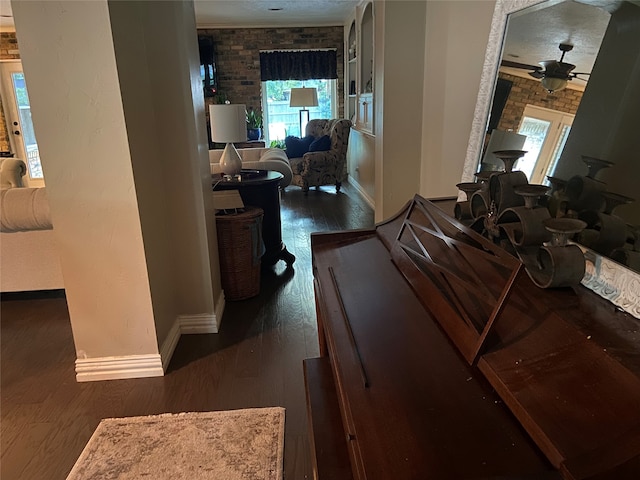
<box><xmin>12</xmin><ymin>0</ymin><xmax>222</xmax><ymax>377</ymax></box>
<box><xmin>108</xmin><ymin>0</ymin><xmax>222</xmax><ymax>348</ymax></box>
<box><xmin>375</xmin><ymin>0</ymin><xmax>427</xmax><ymax>221</ymax></box>
<box><xmin>420</xmin><ymin>0</ymin><xmax>496</xmax><ymax>201</ymax></box>
<box><xmin>352</xmin><ymin>0</ymin><xmax>496</xmax><ymax>222</ymax></box>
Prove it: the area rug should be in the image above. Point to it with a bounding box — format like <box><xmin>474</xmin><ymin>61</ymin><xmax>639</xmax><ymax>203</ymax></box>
<box><xmin>66</xmin><ymin>407</ymin><xmax>285</xmax><ymax>480</ymax></box>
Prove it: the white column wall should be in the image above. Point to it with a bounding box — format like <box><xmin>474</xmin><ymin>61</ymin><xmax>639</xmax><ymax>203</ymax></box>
<box><xmin>108</xmin><ymin>0</ymin><xmax>222</xmax><ymax>347</ymax></box>
<box><xmin>12</xmin><ymin>0</ymin><xmax>221</xmax><ymax>374</ymax></box>
<box><xmin>420</xmin><ymin>0</ymin><xmax>495</xmax><ymax>200</ymax></box>
<box><xmin>374</xmin><ymin>0</ymin><xmax>427</xmax><ymax>221</ymax></box>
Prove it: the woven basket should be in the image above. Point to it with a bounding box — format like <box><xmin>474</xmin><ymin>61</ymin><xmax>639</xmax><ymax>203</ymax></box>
<box><xmin>216</xmin><ymin>207</ymin><xmax>264</xmax><ymax>301</ymax></box>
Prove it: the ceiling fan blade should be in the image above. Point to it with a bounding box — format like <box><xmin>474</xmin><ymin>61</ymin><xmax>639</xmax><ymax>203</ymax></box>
<box><xmin>501</xmin><ymin>59</ymin><xmax>541</xmax><ymax>71</ymax></box>
<box><xmin>529</xmin><ymin>71</ymin><xmax>545</xmax><ymax>79</ymax></box>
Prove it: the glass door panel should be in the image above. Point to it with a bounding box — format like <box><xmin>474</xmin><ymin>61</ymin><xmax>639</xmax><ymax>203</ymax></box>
<box><xmin>0</xmin><ymin>61</ymin><xmax>44</xmax><ymax>187</ymax></box>
<box><xmin>516</xmin><ymin>117</ymin><xmax>551</xmax><ymax>179</ymax></box>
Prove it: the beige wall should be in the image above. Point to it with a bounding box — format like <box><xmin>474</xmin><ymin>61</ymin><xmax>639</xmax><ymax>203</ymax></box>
<box><xmin>374</xmin><ymin>0</ymin><xmax>427</xmax><ymax>221</ymax></box>
<box><xmin>419</xmin><ymin>0</ymin><xmax>496</xmax><ymax>202</ymax></box>
<box><xmin>13</xmin><ymin>0</ymin><xmax>221</xmax><ymax>368</ymax></box>
<box><xmin>347</xmin><ymin>0</ymin><xmax>496</xmax><ymax>222</ymax></box>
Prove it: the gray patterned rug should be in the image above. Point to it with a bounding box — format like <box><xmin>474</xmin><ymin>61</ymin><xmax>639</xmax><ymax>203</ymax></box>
<box><xmin>66</xmin><ymin>407</ymin><xmax>285</xmax><ymax>480</ymax></box>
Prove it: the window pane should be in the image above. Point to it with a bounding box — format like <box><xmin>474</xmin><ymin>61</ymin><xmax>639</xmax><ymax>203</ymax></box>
<box><xmin>263</xmin><ymin>79</ymin><xmax>335</xmax><ymax>142</ymax></box>
<box><xmin>516</xmin><ymin>117</ymin><xmax>551</xmax><ymax>180</ymax></box>
<box><xmin>11</xmin><ymin>72</ymin><xmax>43</xmax><ymax>179</ymax></box>
<box><xmin>544</xmin><ymin>124</ymin><xmax>571</xmax><ymax>184</ymax></box>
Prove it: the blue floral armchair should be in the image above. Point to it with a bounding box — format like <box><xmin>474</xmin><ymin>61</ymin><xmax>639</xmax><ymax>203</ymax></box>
<box><xmin>288</xmin><ymin>119</ymin><xmax>352</xmax><ymax>193</ymax></box>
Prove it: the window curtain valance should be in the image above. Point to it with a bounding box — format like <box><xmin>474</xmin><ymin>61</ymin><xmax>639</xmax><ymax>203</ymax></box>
<box><xmin>260</xmin><ymin>50</ymin><xmax>337</xmax><ymax>81</ymax></box>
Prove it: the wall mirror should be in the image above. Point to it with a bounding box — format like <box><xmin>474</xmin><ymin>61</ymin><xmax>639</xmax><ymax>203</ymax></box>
<box><xmin>461</xmin><ymin>0</ymin><xmax>640</xmax><ymax>318</ymax></box>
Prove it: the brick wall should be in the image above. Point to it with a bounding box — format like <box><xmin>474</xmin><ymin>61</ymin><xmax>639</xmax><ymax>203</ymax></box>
<box><xmin>497</xmin><ymin>72</ymin><xmax>583</xmax><ymax>131</ymax></box>
<box><xmin>197</xmin><ymin>26</ymin><xmax>345</xmax><ymax>118</ymax></box>
<box><xmin>0</xmin><ymin>31</ymin><xmax>19</xmax><ymax>153</ymax></box>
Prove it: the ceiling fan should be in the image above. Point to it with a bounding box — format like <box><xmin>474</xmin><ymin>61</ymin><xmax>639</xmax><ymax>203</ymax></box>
<box><xmin>501</xmin><ymin>43</ymin><xmax>591</xmax><ymax>93</ymax></box>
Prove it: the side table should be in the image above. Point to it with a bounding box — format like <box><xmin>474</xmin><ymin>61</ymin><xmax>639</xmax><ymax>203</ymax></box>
<box><xmin>213</xmin><ymin>170</ymin><xmax>295</xmax><ymax>267</ymax></box>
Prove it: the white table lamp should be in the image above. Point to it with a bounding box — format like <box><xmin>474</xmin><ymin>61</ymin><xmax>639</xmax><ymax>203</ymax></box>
<box><xmin>209</xmin><ymin>103</ymin><xmax>247</xmax><ymax>176</ymax></box>
<box><xmin>289</xmin><ymin>87</ymin><xmax>318</xmax><ymax>136</ymax></box>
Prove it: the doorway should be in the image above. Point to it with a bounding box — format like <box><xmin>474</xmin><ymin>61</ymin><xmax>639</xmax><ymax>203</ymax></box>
<box><xmin>0</xmin><ymin>61</ymin><xmax>44</xmax><ymax>187</ymax></box>
<box><xmin>515</xmin><ymin>104</ymin><xmax>574</xmax><ymax>184</ymax></box>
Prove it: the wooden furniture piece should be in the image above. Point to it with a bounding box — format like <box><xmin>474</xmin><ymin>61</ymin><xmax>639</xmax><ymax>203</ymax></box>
<box><xmin>305</xmin><ymin>194</ymin><xmax>640</xmax><ymax>479</ymax></box>
<box><xmin>213</xmin><ymin>170</ymin><xmax>295</xmax><ymax>267</ymax></box>
<box><xmin>210</xmin><ymin>141</ymin><xmax>266</xmax><ymax>150</ymax></box>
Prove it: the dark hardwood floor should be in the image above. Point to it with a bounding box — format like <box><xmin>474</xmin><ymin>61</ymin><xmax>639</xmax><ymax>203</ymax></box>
<box><xmin>1</xmin><ymin>182</ymin><xmax>374</xmax><ymax>480</ymax></box>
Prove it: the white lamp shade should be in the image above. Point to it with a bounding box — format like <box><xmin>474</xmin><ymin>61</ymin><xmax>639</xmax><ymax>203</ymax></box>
<box><xmin>541</xmin><ymin>77</ymin><xmax>567</xmax><ymax>93</ymax></box>
<box><xmin>209</xmin><ymin>104</ymin><xmax>247</xmax><ymax>142</ymax></box>
<box><xmin>289</xmin><ymin>87</ymin><xmax>318</xmax><ymax>108</ymax></box>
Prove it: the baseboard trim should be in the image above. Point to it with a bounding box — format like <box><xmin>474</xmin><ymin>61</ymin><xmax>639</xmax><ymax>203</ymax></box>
<box><xmin>347</xmin><ymin>177</ymin><xmax>375</xmax><ymax>211</ymax></box>
<box><xmin>75</xmin><ymin>354</ymin><xmax>164</xmax><ymax>382</ymax></box>
<box><xmin>178</xmin><ymin>313</ymin><xmax>219</xmax><ymax>334</ymax></box>
<box><xmin>77</xmin><ymin>294</ymin><xmax>227</xmax><ymax>381</ymax></box>
<box><xmin>159</xmin><ymin>291</ymin><xmax>226</xmax><ymax>371</ymax></box>
<box><xmin>160</xmin><ymin>320</ymin><xmax>182</xmax><ymax>371</ymax></box>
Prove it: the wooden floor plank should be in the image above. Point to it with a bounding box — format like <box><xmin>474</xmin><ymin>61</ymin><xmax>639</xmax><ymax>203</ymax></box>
<box><xmin>1</xmin><ymin>181</ymin><xmax>374</xmax><ymax>480</ymax></box>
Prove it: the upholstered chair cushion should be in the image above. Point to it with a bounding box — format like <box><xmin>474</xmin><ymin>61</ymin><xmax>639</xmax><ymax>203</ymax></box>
<box><xmin>309</xmin><ymin>135</ymin><xmax>331</xmax><ymax>152</ymax></box>
<box><xmin>284</xmin><ymin>135</ymin><xmax>314</xmax><ymax>158</ymax></box>
<box><xmin>288</xmin><ymin>119</ymin><xmax>352</xmax><ymax>193</ymax></box>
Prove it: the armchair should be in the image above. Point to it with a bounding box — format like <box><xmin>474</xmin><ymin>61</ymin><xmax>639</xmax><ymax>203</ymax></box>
<box><xmin>288</xmin><ymin>119</ymin><xmax>351</xmax><ymax>193</ymax></box>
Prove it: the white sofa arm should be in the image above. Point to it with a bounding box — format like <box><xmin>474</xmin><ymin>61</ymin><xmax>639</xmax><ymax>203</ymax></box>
<box><xmin>1</xmin><ymin>187</ymin><xmax>53</xmax><ymax>232</ymax></box>
<box><xmin>0</xmin><ymin>158</ymin><xmax>27</xmax><ymax>189</ymax></box>
<box><xmin>210</xmin><ymin>148</ymin><xmax>292</xmax><ymax>187</ymax></box>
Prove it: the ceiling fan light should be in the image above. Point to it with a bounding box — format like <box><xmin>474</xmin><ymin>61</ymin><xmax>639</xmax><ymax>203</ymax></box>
<box><xmin>541</xmin><ymin>76</ymin><xmax>567</xmax><ymax>93</ymax></box>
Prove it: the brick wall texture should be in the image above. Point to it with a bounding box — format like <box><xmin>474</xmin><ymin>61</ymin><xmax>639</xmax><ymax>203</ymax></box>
<box><xmin>497</xmin><ymin>72</ymin><xmax>583</xmax><ymax>132</ymax></box>
<box><xmin>197</xmin><ymin>26</ymin><xmax>345</xmax><ymax>118</ymax></box>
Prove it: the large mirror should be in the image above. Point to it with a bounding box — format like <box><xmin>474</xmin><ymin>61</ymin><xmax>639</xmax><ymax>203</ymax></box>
<box><xmin>462</xmin><ymin>0</ymin><xmax>640</xmax><ymax>317</ymax></box>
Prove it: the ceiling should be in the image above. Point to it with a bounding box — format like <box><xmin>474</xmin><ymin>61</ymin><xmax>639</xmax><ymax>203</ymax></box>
<box><xmin>499</xmin><ymin>0</ymin><xmax>616</xmax><ymax>90</ymax></box>
<box><xmin>0</xmin><ymin>0</ymin><xmax>360</xmax><ymax>29</ymax></box>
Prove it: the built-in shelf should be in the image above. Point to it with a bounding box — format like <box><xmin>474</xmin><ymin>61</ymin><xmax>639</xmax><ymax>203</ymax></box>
<box><xmin>345</xmin><ymin>2</ymin><xmax>374</xmax><ymax>134</ymax></box>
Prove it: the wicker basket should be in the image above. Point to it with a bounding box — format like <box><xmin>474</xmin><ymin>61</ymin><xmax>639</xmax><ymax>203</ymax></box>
<box><xmin>216</xmin><ymin>207</ymin><xmax>264</xmax><ymax>301</ymax></box>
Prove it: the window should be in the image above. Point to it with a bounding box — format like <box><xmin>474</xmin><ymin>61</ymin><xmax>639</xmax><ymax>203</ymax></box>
<box><xmin>258</xmin><ymin>49</ymin><xmax>338</xmax><ymax>144</ymax></box>
<box><xmin>261</xmin><ymin>79</ymin><xmax>337</xmax><ymax>143</ymax></box>
<box><xmin>515</xmin><ymin>105</ymin><xmax>574</xmax><ymax>184</ymax></box>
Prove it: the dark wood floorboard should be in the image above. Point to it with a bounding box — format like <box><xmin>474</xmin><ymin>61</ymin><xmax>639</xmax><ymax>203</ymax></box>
<box><xmin>0</xmin><ymin>181</ymin><xmax>374</xmax><ymax>480</ymax></box>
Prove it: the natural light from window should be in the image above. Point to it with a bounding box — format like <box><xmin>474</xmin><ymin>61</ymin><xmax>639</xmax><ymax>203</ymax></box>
<box><xmin>261</xmin><ymin>79</ymin><xmax>337</xmax><ymax>145</ymax></box>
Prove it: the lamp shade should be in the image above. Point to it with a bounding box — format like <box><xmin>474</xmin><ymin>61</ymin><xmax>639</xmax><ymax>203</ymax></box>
<box><xmin>289</xmin><ymin>87</ymin><xmax>318</xmax><ymax>108</ymax></box>
<box><xmin>541</xmin><ymin>77</ymin><xmax>567</xmax><ymax>93</ymax></box>
<box><xmin>209</xmin><ymin>104</ymin><xmax>247</xmax><ymax>142</ymax></box>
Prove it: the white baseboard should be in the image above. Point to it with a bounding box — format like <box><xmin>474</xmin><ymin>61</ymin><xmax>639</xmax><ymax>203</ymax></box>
<box><xmin>160</xmin><ymin>320</ymin><xmax>182</xmax><ymax>371</ymax></box>
<box><xmin>159</xmin><ymin>290</ymin><xmax>226</xmax><ymax>371</ymax></box>
<box><xmin>178</xmin><ymin>313</ymin><xmax>219</xmax><ymax>334</ymax></box>
<box><xmin>77</xmin><ymin>292</ymin><xmax>227</xmax><ymax>381</ymax></box>
<box><xmin>347</xmin><ymin>177</ymin><xmax>375</xmax><ymax>210</ymax></box>
<box><xmin>75</xmin><ymin>354</ymin><xmax>164</xmax><ymax>382</ymax></box>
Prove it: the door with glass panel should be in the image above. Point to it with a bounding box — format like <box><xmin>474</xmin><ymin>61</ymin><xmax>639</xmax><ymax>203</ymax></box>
<box><xmin>0</xmin><ymin>61</ymin><xmax>44</xmax><ymax>187</ymax></box>
<box><xmin>515</xmin><ymin>105</ymin><xmax>574</xmax><ymax>185</ymax></box>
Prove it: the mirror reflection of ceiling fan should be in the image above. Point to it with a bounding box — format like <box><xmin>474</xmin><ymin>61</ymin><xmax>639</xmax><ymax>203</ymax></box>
<box><xmin>501</xmin><ymin>43</ymin><xmax>591</xmax><ymax>93</ymax></box>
